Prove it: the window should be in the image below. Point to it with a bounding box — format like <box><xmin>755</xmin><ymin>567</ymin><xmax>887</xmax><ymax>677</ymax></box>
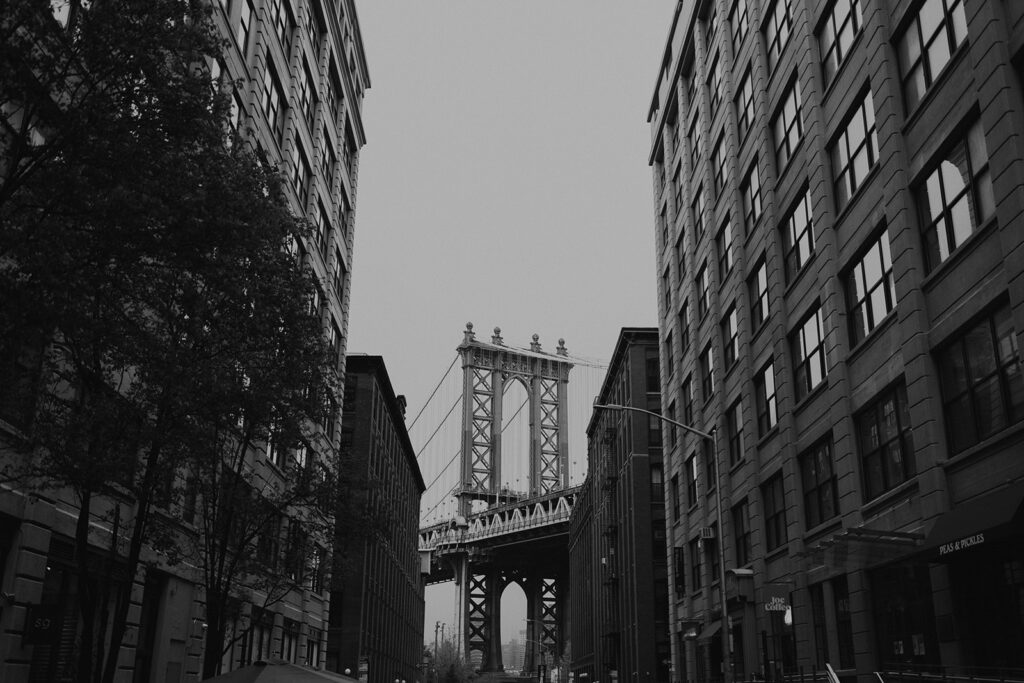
<box><xmin>727</xmin><ymin>399</ymin><xmax>744</xmax><ymax>465</ymax></box>
<box><xmin>662</xmin><ymin>267</ymin><xmax>671</xmax><ymax>313</ymax></box>
<box><xmin>708</xmin><ymin>53</ymin><xmax>724</xmax><ymax>113</ymax></box>
<box><xmin>717</xmin><ymin>220</ymin><xmax>735</xmax><ymax>279</ymax></box>
<box><xmin>781</xmin><ymin>190</ymin><xmax>814</xmax><ymax>282</ymax></box>
<box><xmin>237</xmin><ymin>0</ymin><xmax>254</xmax><ymax>54</ymax></box>
<box><xmin>733</xmin><ymin>499</ymin><xmax>751</xmax><ymax>566</ymax></box>
<box><xmin>332</xmin><ymin>248</ymin><xmax>345</xmax><ymax>299</ymax></box>
<box><xmin>855</xmin><ymin>382</ymin><xmax>915</xmax><ymax>500</ymax></box>
<box><xmin>271</xmin><ymin>0</ymin><xmax>293</xmax><ymax>54</ymax></box>
<box><xmin>764</xmin><ymin>0</ymin><xmax>795</xmax><ymax>72</ymax></box>
<box><xmin>696</xmin><ymin>262</ymin><xmax>710</xmax><ymax>317</ymax></box>
<box><xmin>810</xmin><ymin>583</ymin><xmax>829</xmax><ymax>667</ymax></box>
<box><xmin>918</xmin><ymin>120</ymin><xmax>994</xmax><ymax>271</ymax></box>
<box><xmin>762</xmin><ymin>471</ymin><xmax>788</xmax><ymax>551</ymax></box>
<box><xmin>682</xmin><ymin>374</ymin><xmax>694</xmax><ymax>425</ymax></box>
<box><xmin>646</xmin><ymin>353</ymin><xmax>660</xmax><ymax>392</ymax></box>
<box><xmin>799</xmin><ymin>437</ymin><xmax>839</xmax><ymax>528</ymax></box>
<box><xmin>660</xmin><ymin>205</ymin><xmax>669</xmax><ymax>252</ymax></box>
<box><xmin>679</xmin><ymin>300</ymin><xmax>691</xmax><ymax>356</ymax></box>
<box><xmin>313</xmin><ymin>200</ymin><xmax>329</xmax><ymax>253</ymax></box>
<box><xmin>689</xmin><ymin>537</ymin><xmax>703</xmax><ymax>590</ymax></box>
<box><xmin>712</xmin><ymin>134</ymin><xmax>728</xmax><ymax>195</ymax></box>
<box><xmin>671</xmin><ymin>474</ymin><xmax>682</xmax><ymax>521</ymax></box>
<box><xmin>305</xmin><ymin>4</ymin><xmax>321</xmax><ymax>53</ymax></box>
<box><xmin>820</xmin><ymin>0</ymin><xmax>862</xmax><ymax>85</ymax></box>
<box><xmin>685</xmin><ymin>453</ymin><xmax>699</xmax><ymax>507</ymax></box>
<box><xmin>833</xmin><ymin>576</ymin><xmax>855</xmax><ymax>668</ymax></box>
<box><xmin>703</xmin><ymin>438</ymin><xmax>717</xmax><ymax>493</ymax></box>
<box><xmin>291</xmin><ymin>144</ymin><xmax>312</xmax><ymax>205</ymax></box>
<box><xmin>673</xmin><ymin>164</ymin><xmax>684</xmax><ymax>214</ymax></box>
<box><xmin>730</xmin><ymin>0</ymin><xmax>749</xmax><ymax>54</ymax></box>
<box><xmin>749</xmin><ymin>258</ymin><xmax>770</xmax><ymax>330</ymax></box>
<box><xmin>305</xmin><ymin>628</ymin><xmax>323</xmax><ymax>667</ymax></box>
<box><xmin>741</xmin><ymin>160</ymin><xmax>762</xmax><ymax>231</ymax></box>
<box><xmin>651</xmin><ymin>464</ymin><xmax>665</xmax><ymax>501</ymax></box>
<box><xmin>664</xmin><ymin>330</ymin><xmax>675</xmax><ymax>377</ymax></box>
<box><xmin>898</xmin><ymin>0</ymin><xmax>968</xmax><ymax>112</ymax></box>
<box><xmin>832</xmin><ymin>91</ymin><xmax>877</xmax><ymax>210</ymax></box>
<box><xmin>792</xmin><ymin>306</ymin><xmax>827</xmax><ymax>402</ymax></box>
<box><xmin>328</xmin><ymin>318</ymin><xmax>342</xmax><ymax>366</ymax></box>
<box><xmin>773</xmin><ymin>80</ymin><xmax>803</xmax><ymax>171</ymax></box>
<box><xmin>755</xmin><ymin>360</ymin><xmax>778</xmax><ymax>436</ymax></box>
<box><xmin>321</xmin><ymin>129</ymin><xmax>336</xmax><ymax>186</ymax></box>
<box><xmin>706</xmin><ymin>523</ymin><xmax>720</xmax><ymax>582</ymax></box>
<box><xmin>675</xmin><ymin>234</ymin><xmax>686</xmax><ymax>283</ymax></box>
<box><xmin>261</xmin><ymin>64</ymin><xmax>286</xmax><ymax>140</ymax></box>
<box><xmin>692</xmin><ymin>185</ymin><xmax>706</xmax><ymax>236</ymax></box>
<box><xmin>722</xmin><ymin>305</ymin><xmax>739</xmax><ymax>368</ymax></box>
<box><xmin>936</xmin><ymin>304</ymin><xmax>1024</xmax><ymax>454</ymax></box>
<box><xmin>700</xmin><ymin>343</ymin><xmax>715</xmax><ymax>400</ymax></box>
<box><xmin>689</xmin><ymin>118</ymin><xmax>704</xmax><ymax>176</ymax></box>
<box><xmin>736</xmin><ymin>67</ymin><xmax>755</xmax><ymax>140</ymax></box>
<box><xmin>301</xmin><ymin>62</ymin><xmax>318</xmax><ymax>129</ymax></box>
<box><xmin>847</xmin><ymin>229</ymin><xmax>895</xmax><ymax>344</ymax></box>
<box><xmin>673</xmin><ymin>546</ymin><xmax>686</xmax><ymax>595</ymax></box>
<box><xmin>649</xmin><ymin>411</ymin><xmax>664</xmax><ymax>448</ymax></box>
<box><xmin>666</xmin><ymin>402</ymin><xmax>678</xmax><ymax>449</ymax></box>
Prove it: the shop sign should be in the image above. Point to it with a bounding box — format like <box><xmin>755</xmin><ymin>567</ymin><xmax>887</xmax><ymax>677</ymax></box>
<box><xmin>23</xmin><ymin>604</ymin><xmax>62</xmax><ymax>645</ymax></box>
<box><xmin>358</xmin><ymin>657</ymin><xmax>369</xmax><ymax>683</ymax></box>
<box><xmin>762</xmin><ymin>583</ymin><xmax>790</xmax><ymax>612</ymax></box>
<box><xmin>938</xmin><ymin>532</ymin><xmax>984</xmax><ymax>556</ymax></box>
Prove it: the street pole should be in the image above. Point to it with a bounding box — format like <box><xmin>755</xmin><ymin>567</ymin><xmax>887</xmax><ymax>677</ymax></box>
<box><xmin>593</xmin><ymin>403</ymin><xmax>732</xmax><ymax>683</ymax></box>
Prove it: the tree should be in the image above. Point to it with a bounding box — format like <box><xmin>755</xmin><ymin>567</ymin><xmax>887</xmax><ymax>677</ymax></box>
<box><xmin>434</xmin><ymin>641</ymin><xmax>476</xmax><ymax>683</ymax></box>
<box><xmin>0</xmin><ymin>2</ymin><xmax>343</xmax><ymax>682</ymax></box>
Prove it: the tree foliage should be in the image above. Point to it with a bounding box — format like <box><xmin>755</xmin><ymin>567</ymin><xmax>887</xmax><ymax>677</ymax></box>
<box><xmin>0</xmin><ymin>1</ymin><xmax>346</xmax><ymax>681</ymax></box>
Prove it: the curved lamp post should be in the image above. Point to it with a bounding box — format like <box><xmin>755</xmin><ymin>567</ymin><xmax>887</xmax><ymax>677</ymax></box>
<box><xmin>593</xmin><ymin>403</ymin><xmax>732</xmax><ymax>683</ymax></box>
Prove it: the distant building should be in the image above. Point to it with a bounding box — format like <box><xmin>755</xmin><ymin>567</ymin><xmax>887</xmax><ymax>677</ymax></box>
<box><xmin>327</xmin><ymin>355</ymin><xmax>426</xmax><ymax>683</ymax></box>
<box><xmin>569</xmin><ymin>328</ymin><xmax>671</xmax><ymax>683</ymax></box>
<box><xmin>649</xmin><ymin>0</ymin><xmax>1024</xmax><ymax>679</ymax></box>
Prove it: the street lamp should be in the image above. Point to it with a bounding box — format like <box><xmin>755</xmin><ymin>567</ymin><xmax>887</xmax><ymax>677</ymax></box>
<box><xmin>593</xmin><ymin>403</ymin><xmax>733</xmax><ymax>683</ymax></box>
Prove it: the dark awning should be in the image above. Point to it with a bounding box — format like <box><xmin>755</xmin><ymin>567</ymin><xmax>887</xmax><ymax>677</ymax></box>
<box><xmin>918</xmin><ymin>483</ymin><xmax>1024</xmax><ymax>561</ymax></box>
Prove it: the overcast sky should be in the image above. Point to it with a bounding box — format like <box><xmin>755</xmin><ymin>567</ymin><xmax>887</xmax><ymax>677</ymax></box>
<box><xmin>346</xmin><ymin>0</ymin><xmax>675</xmax><ymax>652</ymax></box>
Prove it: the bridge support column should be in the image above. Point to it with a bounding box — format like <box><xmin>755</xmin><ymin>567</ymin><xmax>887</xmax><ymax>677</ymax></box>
<box><xmin>465</xmin><ymin>567</ymin><xmax>504</xmax><ymax>672</ymax></box>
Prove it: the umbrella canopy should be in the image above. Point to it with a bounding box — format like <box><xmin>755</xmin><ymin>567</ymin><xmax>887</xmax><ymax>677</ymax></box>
<box><xmin>204</xmin><ymin>660</ymin><xmax>360</xmax><ymax>683</ymax></box>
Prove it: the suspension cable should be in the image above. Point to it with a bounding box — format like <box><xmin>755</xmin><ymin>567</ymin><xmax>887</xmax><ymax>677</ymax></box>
<box><xmin>417</xmin><ymin>393</ymin><xmax>462</xmax><ymax>457</ymax></box>
<box><xmin>409</xmin><ymin>353</ymin><xmax>459</xmax><ymax>430</ymax></box>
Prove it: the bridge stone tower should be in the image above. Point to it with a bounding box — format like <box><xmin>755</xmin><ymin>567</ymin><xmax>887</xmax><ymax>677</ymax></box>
<box><xmin>453</xmin><ymin>323</ymin><xmax>573</xmax><ymax>675</ymax></box>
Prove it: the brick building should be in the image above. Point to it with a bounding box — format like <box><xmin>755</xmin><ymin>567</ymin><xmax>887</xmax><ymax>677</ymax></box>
<box><xmin>569</xmin><ymin>329</ymin><xmax>672</xmax><ymax>683</ymax></box>
<box><xmin>648</xmin><ymin>0</ymin><xmax>1024</xmax><ymax>680</ymax></box>
<box><xmin>327</xmin><ymin>355</ymin><xmax>426</xmax><ymax>683</ymax></box>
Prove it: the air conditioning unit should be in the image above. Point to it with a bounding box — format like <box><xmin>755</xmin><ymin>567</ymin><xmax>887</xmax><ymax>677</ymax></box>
<box><xmin>699</xmin><ymin>526</ymin><xmax>716</xmax><ymax>540</ymax></box>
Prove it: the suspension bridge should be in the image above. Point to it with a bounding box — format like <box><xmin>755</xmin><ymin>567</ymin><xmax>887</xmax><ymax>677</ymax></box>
<box><xmin>410</xmin><ymin>323</ymin><xmax>608</xmax><ymax>675</ymax></box>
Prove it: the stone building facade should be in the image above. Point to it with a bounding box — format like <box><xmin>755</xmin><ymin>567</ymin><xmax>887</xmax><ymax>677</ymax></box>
<box><xmin>648</xmin><ymin>0</ymin><xmax>1024</xmax><ymax>680</ymax></box>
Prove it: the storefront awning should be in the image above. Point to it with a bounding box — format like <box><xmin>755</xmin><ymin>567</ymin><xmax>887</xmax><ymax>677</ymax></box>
<box><xmin>917</xmin><ymin>483</ymin><xmax>1024</xmax><ymax>561</ymax></box>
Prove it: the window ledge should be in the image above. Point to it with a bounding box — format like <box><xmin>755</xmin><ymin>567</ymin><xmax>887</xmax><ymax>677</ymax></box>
<box><xmin>782</xmin><ymin>249</ymin><xmax>819</xmax><ymax>299</ymax></box>
<box><xmin>860</xmin><ymin>478</ymin><xmax>919</xmax><ymax>520</ymax></box>
<box><xmin>792</xmin><ymin>378</ymin><xmax>830</xmax><ymax>416</ymax></box>
<box><xmin>920</xmin><ymin>215</ymin><xmax>999</xmax><ymax>293</ymax></box>
<box><xmin>802</xmin><ymin>517</ymin><xmax>844</xmax><ymax>544</ymax></box>
<box><xmin>774</xmin><ymin>137</ymin><xmax>807</xmax><ymax>189</ymax></box>
<box><xmin>939</xmin><ymin>419</ymin><xmax>1024</xmax><ymax>472</ymax></box>
<box><xmin>750</xmin><ymin>317</ymin><xmax>770</xmax><ymax>346</ymax></box>
<box><xmin>845</xmin><ymin>309</ymin><xmax>898</xmax><ymax>365</ymax></box>
<box><xmin>765</xmin><ymin>545</ymin><xmax>789</xmax><ymax>563</ymax></box>
<box><xmin>900</xmin><ymin>42</ymin><xmax>971</xmax><ymax>134</ymax></box>
<box><xmin>756</xmin><ymin>425</ymin><xmax>780</xmax><ymax>449</ymax></box>
<box><xmin>832</xmin><ymin>163</ymin><xmax>880</xmax><ymax>227</ymax></box>
<box><xmin>820</xmin><ymin>29</ymin><xmax>866</xmax><ymax>103</ymax></box>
